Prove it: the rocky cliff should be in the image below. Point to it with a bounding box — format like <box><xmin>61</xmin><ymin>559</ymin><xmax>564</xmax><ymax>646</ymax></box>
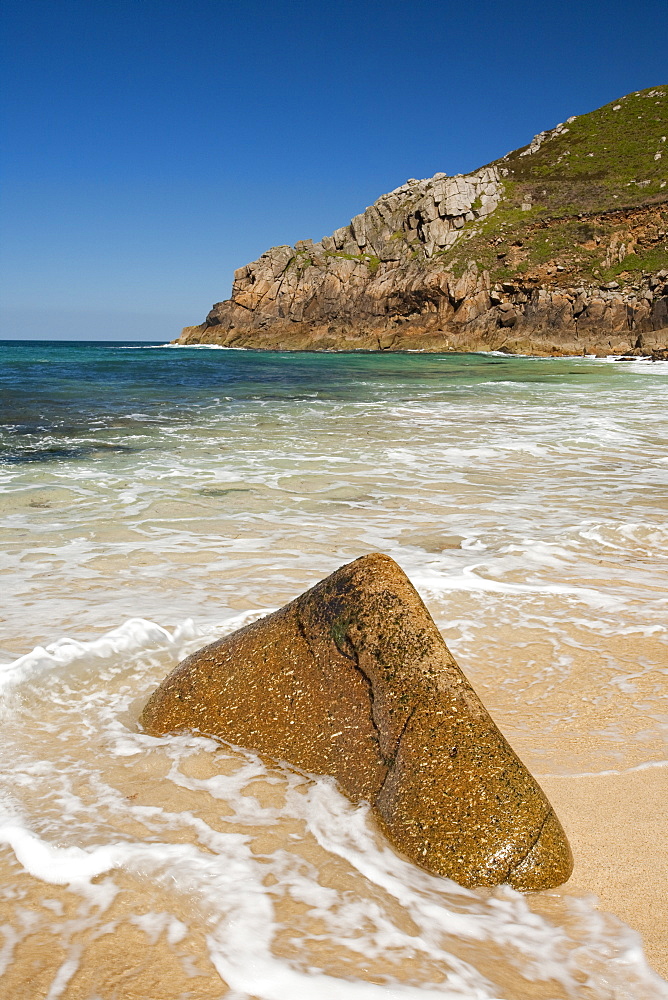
<box><xmin>178</xmin><ymin>87</ymin><xmax>668</xmax><ymax>356</ymax></box>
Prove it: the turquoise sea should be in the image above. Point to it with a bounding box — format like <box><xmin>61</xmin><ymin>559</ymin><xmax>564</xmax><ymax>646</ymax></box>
<box><xmin>1</xmin><ymin>340</ymin><xmax>667</xmax><ymax>998</ymax></box>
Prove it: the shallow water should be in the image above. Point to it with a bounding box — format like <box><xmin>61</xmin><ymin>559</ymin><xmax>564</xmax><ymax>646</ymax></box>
<box><xmin>1</xmin><ymin>341</ymin><xmax>667</xmax><ymax>998</ymax></box>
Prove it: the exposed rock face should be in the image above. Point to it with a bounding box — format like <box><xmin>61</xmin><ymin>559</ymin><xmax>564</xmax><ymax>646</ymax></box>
<box><xmin>140</xmin><ymin>554</ymin><xmax>573</xmax><ymax>890</ymax></box>
<box><xmin>179</xmin><ymin>166</ymin><xmax>509</xmax><ymax>352</ymax></box>
<box><xmin>180</xmin><ymin>246</ymin><xmax>668</xmax><ymax>356</ymax></box>
<box><xmin>177</xmin><ymin>87</ymin><xmax>668</xmax><ymax>355</ymax></box>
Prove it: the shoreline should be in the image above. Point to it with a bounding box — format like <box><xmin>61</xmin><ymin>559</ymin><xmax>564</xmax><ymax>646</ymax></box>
<box><xmin>163</xmin><ymin>339</ymin><xmax>668</xmax><ymax>362</ymax></box>
<box><xmin>2</xmin><ymin>342</ymin><xmax>666</xmax><ymax>996</ymax></box>
<box><xmin>3</xmin><ymin>619</ymin><xmax>667</xmax><ymax>985</ymax></box>
<box><xmin>541</xmin><ymin>767</ymin><xmax>668</xmax><ymax>980</ymax></box>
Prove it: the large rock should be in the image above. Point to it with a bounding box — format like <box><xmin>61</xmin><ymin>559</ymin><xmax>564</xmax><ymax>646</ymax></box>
<box><xmin>140</xmin><ymin>554</ymin><xmax>573</xmax><ymax>890</ymax></box>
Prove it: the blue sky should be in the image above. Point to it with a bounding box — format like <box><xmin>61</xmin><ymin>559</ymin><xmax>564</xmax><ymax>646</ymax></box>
<box><xmin>1</xmin><ymin>0</ymin><xmax>667</xmax><ymax>340</ymax></box>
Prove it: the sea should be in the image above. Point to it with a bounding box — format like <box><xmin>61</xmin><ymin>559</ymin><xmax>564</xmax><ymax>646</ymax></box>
<box><xmin>0</xmin><ymin>339</ymin><xmax>667</xmax><ymax>999</ymax></box>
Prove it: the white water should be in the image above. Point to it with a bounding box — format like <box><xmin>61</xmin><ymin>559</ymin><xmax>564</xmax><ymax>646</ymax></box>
<box><xmin>1</xmin><ymin>348</ymin><xmax>667</xmax><ymax>997</ymax></box>
<box><xmin>1</xmin><ymin>615</ymin><xmax>665</xmax><ymax>1000</ymax></box>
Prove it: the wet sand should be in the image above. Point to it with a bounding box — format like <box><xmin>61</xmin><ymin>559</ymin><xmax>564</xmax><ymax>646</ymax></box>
<box><xmin>2</xmin><ymin>345</ymin><xmax>667</xmax><ymax>997</ymax></box>
<box><xmin>543</xmin><ymin>768</ymin><xmax>668</xmax><ymax>977</ymax></box>
<box><xmin>2</xmin><ymin>758</ymin><xmax>666</xmax><ymax>998</ymax></box>
<box><xmin>1</xmin><ymin>612</ymin><xmax>666</xmax><ymax>998</ymax></box>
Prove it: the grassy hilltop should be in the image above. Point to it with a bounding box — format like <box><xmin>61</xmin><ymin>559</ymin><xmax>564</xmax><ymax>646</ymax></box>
<box><xmin>180</xmin><ymin>87</ymin><xmax>668</xmax><ymax>355</ymax></box>
<box><xmin>444</xmin><ymin>85</ymin><xmax>667</xmax><ymax>284</ymax></box>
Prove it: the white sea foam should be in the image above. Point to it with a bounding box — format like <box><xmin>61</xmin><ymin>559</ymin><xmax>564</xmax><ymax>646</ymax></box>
<box><xmin>537</xmin><ymin>759</ymin><xmax>668</xmax><ymax>778</ymax></box>
<box><xmin>0</xmin><ymin>619</ymin><xmax>666</xmax><ymax>997</ymax></box>
<box><xmin>0</xmin><ymin>610</ymin><xmax>275</xmax><ymax>695</ymax></box>
<box><xmin>0</xmin><ymin>618</ymin><xmax>196</xmax><ymax>693</ymax></box>
<box><xmin>150</xmin><ymin>342</ymin><xmax>251</xmax><ymax>350</ymax></box>
<box><xmin>0</xmin><ymin>824</ymin><xmax>128</xmax><ymax>885</ymax></box>
<box><xmin>1</xmin><ymin>348</ymin><xmax>667</xmax><ymax>995</ymax></box>
<box><xmin>409</xmin><ymin>564</ymin><xmax>620</xmax><ymax>607</ymax></box>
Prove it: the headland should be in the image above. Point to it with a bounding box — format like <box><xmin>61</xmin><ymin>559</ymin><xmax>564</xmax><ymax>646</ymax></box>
<box><xmin>177</xmin><ymin>86</ymin><xmax>668</xmax><ymax>356</ymax></box>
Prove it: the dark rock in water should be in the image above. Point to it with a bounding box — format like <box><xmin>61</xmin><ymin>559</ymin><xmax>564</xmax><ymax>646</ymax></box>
<box><xmin>140</xmin><ymin>553</ymin><xmax>573</xmax><ymax>890</ymax></box>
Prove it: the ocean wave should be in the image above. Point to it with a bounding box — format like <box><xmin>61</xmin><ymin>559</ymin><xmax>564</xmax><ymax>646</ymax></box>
<box><xmin>0</xmin><ymin>609</ymin><xmax>275</xmax><ymax>694</ymax></box>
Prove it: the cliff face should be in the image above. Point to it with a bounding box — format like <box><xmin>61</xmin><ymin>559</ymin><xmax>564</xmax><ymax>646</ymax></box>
<box><xmin>179</xmin><ymin>87</ymin><xmax>668</xmax><ymax>356</ymax></box>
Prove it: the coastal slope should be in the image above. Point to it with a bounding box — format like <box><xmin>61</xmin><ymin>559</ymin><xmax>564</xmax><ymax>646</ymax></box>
<box><xmin>178</xmin><ymin>87</ymin><xmax>668</xmax><ymax>355</ymax></box>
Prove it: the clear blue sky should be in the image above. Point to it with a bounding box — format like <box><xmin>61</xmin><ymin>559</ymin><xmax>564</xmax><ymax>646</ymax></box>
<box><xmin>1</xmin><ymin>0</ymin><xmax>666</xmax><ymax>340</ymax></box>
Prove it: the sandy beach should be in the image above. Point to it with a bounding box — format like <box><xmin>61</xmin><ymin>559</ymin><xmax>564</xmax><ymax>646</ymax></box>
<box><xmin>544</xmin><ymin>768</ymin><xmax>668</xmax><ymax>978</ymax></box>
<box><xmin>0</xmin><ymin>732</ymin><xmax>665</xmax><ymax>998</ymax></box>
<box><xmin>3</xmin><ymin>0</ymin><xmax>668</xmax><ymax>992</ymax></box>
<box><xmin>1</xmin><ymin>344</ymin><xmax>666</xmax><ymax>998</ymax></box>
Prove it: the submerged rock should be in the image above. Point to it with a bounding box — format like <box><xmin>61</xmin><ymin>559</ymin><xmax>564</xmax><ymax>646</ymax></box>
<box><xmin>140</xmin><ymin>554</ymin><xmax>573</xmax><ymax>890</ymax></box>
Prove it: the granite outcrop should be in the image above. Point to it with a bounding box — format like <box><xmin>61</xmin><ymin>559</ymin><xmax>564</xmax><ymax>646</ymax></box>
<box><xmin>140</xmin><ymin>554</ymin><xmax>573</xmax><ymax>890</ymax></box>
<box><xmin>177</xmin><ymin>87</ymin><xmax>668</xmax><ymax>355</ymax></box>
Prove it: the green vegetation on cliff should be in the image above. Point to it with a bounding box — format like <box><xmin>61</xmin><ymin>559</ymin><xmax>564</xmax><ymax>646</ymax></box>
<box><xmin>503</xmin><ymin>88</ymin><xmax>666</xmax><ymax>206</ymax></box>
<box><xmin>444</xmin><ymin>86</ymin><xmax>667</xmax><ymax>283</ymax></box>
<box><xmin>181</xmin><ymin>87</ymin><xmax>668</xmax><ymax>357</ymax></box>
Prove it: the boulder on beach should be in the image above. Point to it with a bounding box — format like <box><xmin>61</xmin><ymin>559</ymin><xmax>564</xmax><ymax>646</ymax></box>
<box><xmin>140</xmin><ymin>553</ymin><xmax>573</xmax><ymax>889</ymax></box>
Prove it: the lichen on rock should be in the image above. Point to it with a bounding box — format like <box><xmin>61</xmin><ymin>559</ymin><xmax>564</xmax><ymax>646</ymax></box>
<box><xmin>140</xmin><ymin>553</ymin><xmax>573</xmax><ymax>890</ymax></box>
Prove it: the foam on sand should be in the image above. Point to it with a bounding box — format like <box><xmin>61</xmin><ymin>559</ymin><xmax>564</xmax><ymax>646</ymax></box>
<box><xmin>0</xmin><ymin>619</ymin><xmax>666</xmax><ymax>998</ymax></box>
